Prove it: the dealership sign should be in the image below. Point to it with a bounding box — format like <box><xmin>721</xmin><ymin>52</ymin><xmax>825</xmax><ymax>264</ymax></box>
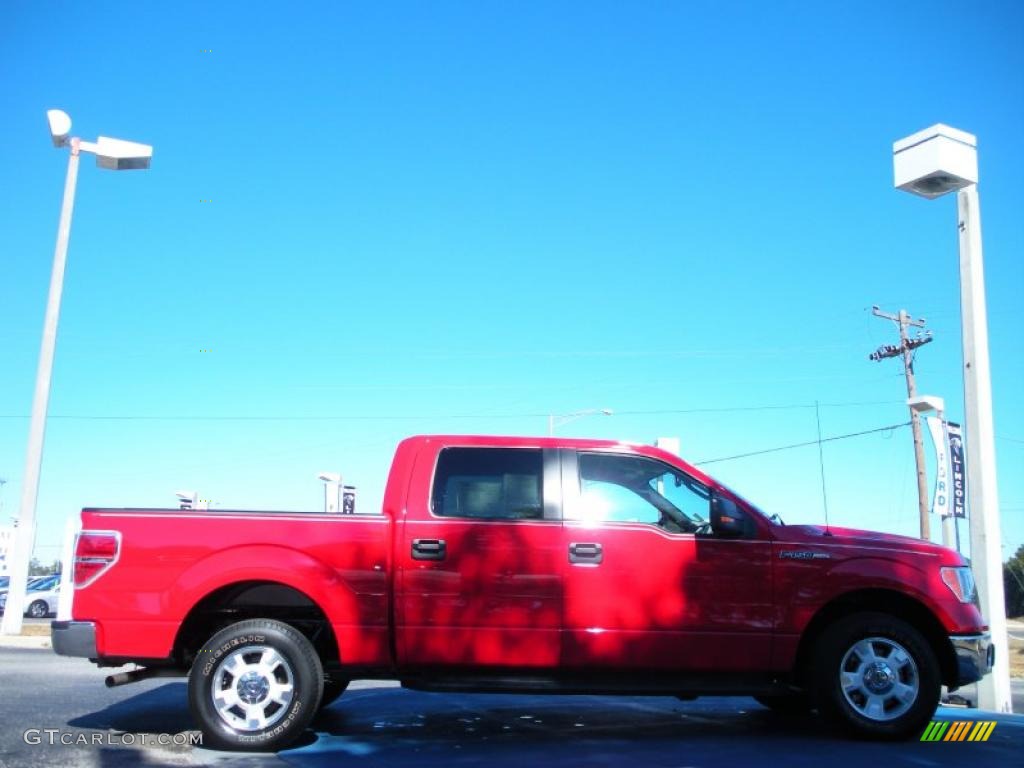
<box><xmin>948</xmin><ymin>422</ymin><xmax>966</xmax><ymax>519</ymax></box>
<box><xmin>925</xmin><ymin>418</ymin><xmax>965</xmax><ymax>519</ymax></box>
<box><xmin>925</xmin><ymin>417</ymin><xmax>950</xmax><ymax>518</ymax></box>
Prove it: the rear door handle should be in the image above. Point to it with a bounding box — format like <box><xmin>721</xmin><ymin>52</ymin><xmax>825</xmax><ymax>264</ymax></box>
<box><xmin>412</xmin><ymin>538</ymin><xmax>447</xmax><ymax>561</ymax></box>
<box><xmin>569</xmin><ymin>542</ymin><xmax>603</xmax><ymax>564</ymax></box>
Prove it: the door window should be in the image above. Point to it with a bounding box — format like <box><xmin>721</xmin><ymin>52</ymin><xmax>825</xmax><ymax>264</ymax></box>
<box><xmin>432</xmin><ymin>447</ymin><xmax>544</xmax><ymax>520</ymax></box>
<box><xmin>575</xmin><ymin>452</ymin><xmax>711</xmax><ymax>534</ymax></box>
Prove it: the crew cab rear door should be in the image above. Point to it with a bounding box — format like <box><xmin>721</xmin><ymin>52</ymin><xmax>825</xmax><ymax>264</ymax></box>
<box><xmin>395</xmin><ymin>443</ymin><xmax>563</xmax><ymax>668</ymax></box>
<box><xmin>560</xmin><ymin>448</ymin><xmax>774</xmax><ymax>672</ymax></box>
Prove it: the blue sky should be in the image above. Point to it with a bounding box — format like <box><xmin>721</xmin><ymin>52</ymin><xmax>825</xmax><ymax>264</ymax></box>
<box><xmin>1</xmin><ymin>1</ymin><xmax>1022</xmax><ymax>567</ymax></box>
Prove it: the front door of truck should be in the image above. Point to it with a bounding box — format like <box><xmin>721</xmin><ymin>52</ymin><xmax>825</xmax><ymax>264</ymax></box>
<box><xmin>560</xmin><ymin>449</ymin><xmax>773</xmax><ymax>672</ymax></box>
<box><xmin>396</xmin><ymin>444</ymin><xmax>563</xmax><ymax>668</ymax></box>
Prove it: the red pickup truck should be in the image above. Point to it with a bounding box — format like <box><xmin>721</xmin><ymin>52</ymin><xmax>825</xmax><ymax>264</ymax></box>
<box><xmin>53</xmin><ymin>435</ymin><xmax>992</xmax><ymax>750</ymax></box>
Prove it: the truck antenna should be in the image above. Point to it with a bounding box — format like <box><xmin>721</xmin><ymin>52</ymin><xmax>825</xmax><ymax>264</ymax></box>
<box><xmin>816</xmin><ymin>401</ymin><xmax>832</xmax><ymax>536</ymax></box>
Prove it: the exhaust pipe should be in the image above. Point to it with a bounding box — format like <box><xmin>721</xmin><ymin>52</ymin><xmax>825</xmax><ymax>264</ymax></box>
<box><xmin>104</xmin><ymin>667</ymin><xmax>179</xmax><ymax>687</ymax></box>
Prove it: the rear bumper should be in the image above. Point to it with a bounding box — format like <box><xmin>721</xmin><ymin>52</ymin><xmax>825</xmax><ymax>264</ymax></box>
<box><xmin>950</xmin><ymin>632</ymin><xmax>993</xmax><ymax>687</ymax></box>
<box><xmin>51</xmin><ymin>620</ymin><xmax>97</xmax><ymax>658</ymax></box>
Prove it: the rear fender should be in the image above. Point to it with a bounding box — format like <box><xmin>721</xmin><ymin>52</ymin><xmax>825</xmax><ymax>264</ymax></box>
<box><xmin>168</xmin><ymin>545</ymin><xmax>389</xmax><ymax>664</ymax></box>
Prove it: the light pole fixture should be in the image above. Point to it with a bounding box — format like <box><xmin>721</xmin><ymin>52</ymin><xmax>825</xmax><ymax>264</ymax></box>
<box><xmin>907</xmin><ymin>395</ymin><xmax>946</xmax><ymax>416</ymax></box>
<box><xmin>175</xmin><ymin>491</ymin><xmax>198</xmax><ymax>510</ymax></box>
<box><xmin>548</xmin><ymin>408</ymin><xmax>613</xmax><ymax>436</ymax></box>
<box><xmin>318</xmin><ymin>472</ymin><xmax>343</xmax><ymax>513</ymax></box>
<box><xmin>0</xmin><ymin>111</ymin><xmax>152</xmax><ymax>637</ymax></box>
<box><xmin>893</xmin><ymin>124</ymin><xmax>1010</xmax><ymax>713</ymax></box>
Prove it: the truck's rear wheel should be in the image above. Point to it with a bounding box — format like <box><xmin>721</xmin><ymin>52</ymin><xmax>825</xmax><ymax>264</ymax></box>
<box><xmin>189</xmin><ymin>619</ymin><xmax>323</xmax><ymax>751</ymax></box>
<box><xmin>812</xmin><ymin>612</ymin><xmax>939</xmax><ymax>740</ymax></box>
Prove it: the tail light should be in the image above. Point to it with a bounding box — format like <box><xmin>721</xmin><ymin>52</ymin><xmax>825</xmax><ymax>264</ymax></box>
<box><xmin>73</xmin><ymin>531</ymin><xmax>121</xmax><ymax>587</ymax></box>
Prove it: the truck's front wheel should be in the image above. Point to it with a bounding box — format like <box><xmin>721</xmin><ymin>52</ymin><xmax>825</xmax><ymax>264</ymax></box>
<box><xmin>812</xmin><ymin>612</ymin><xmax>939</xmax><ymax>740</ymax></box>
<box><xmin>189</xmin><ymin>619</ymin><xmax>323</xmax><ymax>751</ymax></box>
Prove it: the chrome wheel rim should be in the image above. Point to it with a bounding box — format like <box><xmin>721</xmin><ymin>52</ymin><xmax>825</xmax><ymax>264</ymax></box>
<box><xmin>211</xmin><ymin>645</ymin><xmax>295</xmax><ymax>732</ymax></box>
<box><xmin>839</xmin><ymin>636</ymin><xmax>919</xmax><ymax>721</ymax></box>
<box><xmin>28</xmin><ymin>601</ymin><xmax>47</xmax><ymax>618</ymax></box>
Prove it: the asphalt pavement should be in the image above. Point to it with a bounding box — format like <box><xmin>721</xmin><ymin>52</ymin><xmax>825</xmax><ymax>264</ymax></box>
<box><xmin>1</xmin><ymin>647</ymin><xmax>1022</xmax><ymax>768</ymax></box>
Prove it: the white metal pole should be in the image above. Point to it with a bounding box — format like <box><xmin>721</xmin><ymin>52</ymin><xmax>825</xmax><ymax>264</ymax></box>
<box><xmin>1</xmin><ymin>140</ymin><xmax>80</xmax><ymax>636</ymax></box>
<box><xmin>957</xmin><ymin>184</ymin><xmax>1011</xmax><ymax>713</ymax></box>
<box><xmin>56</xmin><ymin>515</ymin><xmax>80</xmax><ymax>621</ymax></box>
<box><xmin>941</xmin><ymin>508</ymin><xmax>957</xmax><ymax>550</ymax></box>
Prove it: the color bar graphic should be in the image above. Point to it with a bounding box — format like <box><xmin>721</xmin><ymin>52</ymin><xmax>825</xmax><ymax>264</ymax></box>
<box><xmin>921</xmin><ymin>720</ymin><xmax>996</xmax><ymax>742</ymax></box>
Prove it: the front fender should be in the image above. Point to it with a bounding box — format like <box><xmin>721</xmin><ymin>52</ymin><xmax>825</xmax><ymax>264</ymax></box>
<box><xmin>776</xmin><ymin>553</ymin><xmax>952</xmax><ymax>634</ymax></box>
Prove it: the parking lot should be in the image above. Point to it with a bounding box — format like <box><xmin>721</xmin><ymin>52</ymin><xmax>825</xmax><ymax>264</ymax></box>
<box><xmin>1</xmin><ymin>646</ymin><xmax>1022</xmax><ymax>768</ymax></box>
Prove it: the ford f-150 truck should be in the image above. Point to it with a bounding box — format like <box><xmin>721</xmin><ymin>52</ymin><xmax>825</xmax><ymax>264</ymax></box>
<box><xmin>52</xmin><ymin>435</ymin><xmax>993</xmax><ymax>750</ymax></box>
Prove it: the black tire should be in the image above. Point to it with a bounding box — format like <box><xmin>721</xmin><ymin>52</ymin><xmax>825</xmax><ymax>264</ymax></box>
<box><xmin>188</xmin><ymin>619</ymin><xmax>323</xmax><ymax>752</ymax></box>
<box><xmin>754</xmin><ymin>693</ymin><xmax>813</xmax><ymax>714</ymax></box>
<box><xmin>318</xmin><ymin>679</ymin><xmax>350</xmax><ymax>711</ymax></box>
<box><xmin>27</xmin><ymin>600</ymin><xmax>48</xmax><ymax>619</ymax></box>
<box><xmin>811</xmin><ymin>612</ymin><xmax>940</xmax><ymax>740</ymax></box>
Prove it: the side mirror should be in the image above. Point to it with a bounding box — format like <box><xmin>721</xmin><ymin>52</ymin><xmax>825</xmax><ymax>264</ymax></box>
<box><xmin>710</xmin><ymin>495</ymin><xmax>749</xmax><ymax>538</ymax></box>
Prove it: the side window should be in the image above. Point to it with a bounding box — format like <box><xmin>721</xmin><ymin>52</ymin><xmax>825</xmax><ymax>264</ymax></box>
<box><xmin>432</xmin><ymin>447</ymin><xmax>544</xmax><ymax>520</ymax></box>
<box><xmin>577</xmin><ymin>452</ymin><xmax>711</xmax><ymax>533</ymax></box>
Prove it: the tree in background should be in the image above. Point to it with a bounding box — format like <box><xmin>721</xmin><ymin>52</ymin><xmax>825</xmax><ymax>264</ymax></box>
<box><xmin>1005</xmin><ymin>544</ymin><xmax>1024</xmax><ymax>618</ymax></box>
<box><xmin>26</xmin><ymin>558</ymin><xmax>61</xmax><ymax>577</ymax></box>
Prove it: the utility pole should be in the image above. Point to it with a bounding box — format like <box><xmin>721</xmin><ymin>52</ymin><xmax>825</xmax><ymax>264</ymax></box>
<box><xmin>869</xmin><ymin>306</ymin><xmax>934</xmax><ymax>540</ymax></box>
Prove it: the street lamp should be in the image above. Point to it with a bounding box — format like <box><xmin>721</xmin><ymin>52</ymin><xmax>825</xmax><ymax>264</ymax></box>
<box><xmin>175</xmin><ymin>491</ymin><xmax>198</xmax><ymax>510</ymax></box>
<box><xmin>548</xmin><ymin>408</ymin><xmax>613</xmax><ymax>436</ymax></box>
<box><xmin>0</xmin><ymin>111</ymin><xmax>152</xmax><ymax>637</ymax></box>
<box><xmin>893</xmin><ymin>124</ymin><xmax>1010</xmax><ymax>713</ymax></box>
<box><xmin>318</xmin><ymin>472</ymin><xmax>343</xmax><ymax>513</ymax></box>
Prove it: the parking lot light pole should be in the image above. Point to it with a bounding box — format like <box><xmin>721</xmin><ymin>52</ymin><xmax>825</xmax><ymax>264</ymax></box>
<box><xmin>318</xmin><ymin>473</ymin><xmax>343</xmax><ymax>513</ymax></box>
<box><xmin>892</xmin><ymin>124</ymin><xmax>1011</xmax><ymax>713</ymax></box>
<box><xmin>0</xmin><ymin>111</ymin><xmax>152</xmax><ymax>637</ymax></box>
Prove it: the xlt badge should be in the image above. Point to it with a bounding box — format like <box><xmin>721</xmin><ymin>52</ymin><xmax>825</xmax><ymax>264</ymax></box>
<box><xmin>780</xmin><ymin>550</ymin><xmax>832</xmax><ymax>560</ymax></box>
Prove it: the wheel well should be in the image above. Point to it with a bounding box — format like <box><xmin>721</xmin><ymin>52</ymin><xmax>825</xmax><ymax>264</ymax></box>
<box><xmin>792</xmin><ymin>589</ymin><xmax>958</xmax><ymax>688</ymax></box>
<box><xmin>173</xmin><ymin>581</ymin><xmax>339</xmax><ymax>669</ymax></box>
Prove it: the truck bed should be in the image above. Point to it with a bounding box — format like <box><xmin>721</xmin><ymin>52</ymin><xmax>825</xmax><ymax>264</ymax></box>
<box><xmin>76</xmin><ymin>508</ymin><xmax>392</xmax><ymax>665</ymax></box>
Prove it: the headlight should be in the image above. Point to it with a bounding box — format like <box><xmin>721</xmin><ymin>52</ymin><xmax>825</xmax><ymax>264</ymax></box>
<box><xmin>940</xmin><ymin>566</ymin><xmax>978</xmax><ymax>604</ymax></box>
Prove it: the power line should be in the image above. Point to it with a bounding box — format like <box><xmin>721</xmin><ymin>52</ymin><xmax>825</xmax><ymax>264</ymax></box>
<box><xmin>694</xmin><ymin>422</ymin><xmax>910</xmax><ymax>466</ymax></box>
<box><xmin>0</xmin><ymin>399</ymin><xmax>906</xmax><ymax>422</ymax></box>
<box><xmin>607</xmin><ymin>400</ymin><xmax>903</xmax><ymax>416</ymax></box>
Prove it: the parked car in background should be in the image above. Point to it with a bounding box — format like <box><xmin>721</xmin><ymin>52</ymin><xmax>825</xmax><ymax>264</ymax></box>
<box><xmin>0</xmin><ymin>573</ymin><xmax>61</xmax><ymax>618</ymax></box>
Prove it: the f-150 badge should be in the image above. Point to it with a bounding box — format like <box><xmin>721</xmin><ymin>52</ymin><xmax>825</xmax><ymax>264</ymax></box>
<box><xmin>780</xmin><ymin>550</ymin><xmax>832</xmax><ymax>560</ymax></box>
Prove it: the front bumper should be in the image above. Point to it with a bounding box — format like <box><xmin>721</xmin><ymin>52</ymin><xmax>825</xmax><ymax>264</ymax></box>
<box><xmin>51</xmin><ymin>620</ymin><xmax>98</xmax><ymax>658</ymax></box>
<box><xmin>950</xmin><ymin>632</ymin><xmax>993</xmax><ymax>687</ymax></box>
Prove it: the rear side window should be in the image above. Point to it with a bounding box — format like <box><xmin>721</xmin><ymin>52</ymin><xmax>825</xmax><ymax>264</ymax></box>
<box><xmin>432</xmin><ymin>447</ymin><xmax>543</xmax><ymax>520</ymax></box>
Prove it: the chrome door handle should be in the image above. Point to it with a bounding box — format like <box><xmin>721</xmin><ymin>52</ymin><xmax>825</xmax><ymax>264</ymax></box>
<box><xmin>569</xmin><ymin>542</ymin><xmax>603</xmax><ymax>564</ymax></box>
